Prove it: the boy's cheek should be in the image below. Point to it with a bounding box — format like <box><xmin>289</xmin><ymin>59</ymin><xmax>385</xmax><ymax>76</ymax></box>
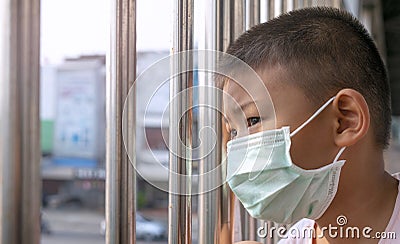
<box><xmin>289</xmin><ymin>125</ymin><xmax>338</xmax><ymax>170</ymax></box>
<box><xmin>260</xmin><ymin>119</ymin><xmax>277</xmax><ymax>131</ymax></box>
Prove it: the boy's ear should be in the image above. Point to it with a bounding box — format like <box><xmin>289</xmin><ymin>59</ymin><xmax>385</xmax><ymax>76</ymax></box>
<box><xmin>333</xmin><ymin>89</ymin><xmax>370</xmax><ymax>147</ymax></box>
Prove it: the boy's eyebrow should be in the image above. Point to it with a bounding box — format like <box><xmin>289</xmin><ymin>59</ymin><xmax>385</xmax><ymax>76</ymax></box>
<box><xmin>236</xmin><ymin>100</ymin><xmax>256</xmax><ymax>112</ymax></box>
<box><xmin>223</xmin><ymin>100</ymin><xmax>259</xmax><ymax>125</ymax></box>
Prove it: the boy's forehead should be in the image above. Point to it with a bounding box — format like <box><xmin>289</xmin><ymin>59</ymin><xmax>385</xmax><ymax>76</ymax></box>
<box><xmin>222</xmin><ymin>78</ymin><xmax>266</xmax><ymax>113</ymax></box>
<box><xmin>223</xmin><ymin>79</ymin><xmax>252</xmax><ymax>102</ymax></box>
<box><xmin>222</xmin><ymin>80</ymin><xmax>258</xmax><ymax>125</ymax></box>
<box><xmin>223</xmin><ymin>65</ymin><xmax>286</xmax><ymax>93</ymax></box>
<box><xmin>222</xmin><ymin>67</ymin><xmax>308</xmax><ymax>113</ymax></box>
<box><xmin>222</xmin><ymin>68</ymin><xmax>279</xmax><ymax>105</ymax></box>
<box><xmin>222</xmin><ymin>77</ymin><xmax>273</xmax><ymax>115</ymax></box>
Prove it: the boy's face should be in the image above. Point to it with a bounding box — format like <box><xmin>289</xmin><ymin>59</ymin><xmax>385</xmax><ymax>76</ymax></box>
<box><xmin>223</xmin><ymin>67</ymin><xmax>339</xmax><ymax>170</ymax></box>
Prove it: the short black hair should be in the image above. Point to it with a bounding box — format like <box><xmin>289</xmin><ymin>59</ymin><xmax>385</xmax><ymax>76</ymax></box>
<box><xmin>225</xmin><ymin>7</ymin><xmax>391</xmax><ymax>148</ymax></box>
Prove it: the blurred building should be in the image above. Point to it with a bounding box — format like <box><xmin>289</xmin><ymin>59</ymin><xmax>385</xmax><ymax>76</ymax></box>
<box><xmin>41</xmin><ymin>55</ymin><xmax>106</xmax><ymax>209</ymax></box>
<box><xmin>41</xmin><ymin>52</ymin><xmax>175</xmax><ymax>209</ymax></box>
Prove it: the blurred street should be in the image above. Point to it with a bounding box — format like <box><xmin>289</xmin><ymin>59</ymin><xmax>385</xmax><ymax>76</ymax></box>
<box><xmin>41</xmin><ymin>208</ymin><xmax>104</xmax><ymax>244</ymax></box>
<box><xmin>39</xmin><ymin>144</ymin><xmax>400</xmax><ymax>244</ymax></box>
<box><xmin>41</xmin><ymin>208</ymin><xmax>168</xmax><ymax>244</ymax></box>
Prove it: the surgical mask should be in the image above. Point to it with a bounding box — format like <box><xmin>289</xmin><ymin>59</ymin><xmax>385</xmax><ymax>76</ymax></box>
<box><xmin>226</xmin><ymin>97</ymin><xmax>346</xmax><ymax>224</ymax></box>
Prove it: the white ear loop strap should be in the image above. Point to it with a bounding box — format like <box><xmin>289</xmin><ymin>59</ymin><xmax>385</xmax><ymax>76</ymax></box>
<box><xmin>334</xmin><ymin>147</ymin><xmax>347</xmax><ymax>162</ymax></box>
<box><xmin>290</xmin><ymin>96</ymin><xmax>336</xmax><ymax>137</ymax></box>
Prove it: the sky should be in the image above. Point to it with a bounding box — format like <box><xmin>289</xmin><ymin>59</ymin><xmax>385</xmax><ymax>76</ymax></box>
<box><xmin>40</xmin><ymin>0</ymin><xmax>175</xmax><ymax>120</ymax></box>
<box><xmin>41</xmin><ymin>0</ymin><xmax>173</xmax><ymax>64</ymax></box>
<box><xmin>39</xmin><ymin>0</ymin><xmax>361</xmax><ymax>65</ymax></box>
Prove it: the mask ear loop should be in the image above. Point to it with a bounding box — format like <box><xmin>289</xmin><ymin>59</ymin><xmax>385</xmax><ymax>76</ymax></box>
<box><xmin>289</xmin><ymin>96</ymin><xmax>347</xmax><ymax>164</ymax></box>
<box><xmin>334</xmin><ymin>147</ymin><xmax>346</xmax><ymax>163</ymax></box>
<box><xmin>290</xmin><ymin>96</ymin><xmax>336</xmax><ymax>138</ymax></box>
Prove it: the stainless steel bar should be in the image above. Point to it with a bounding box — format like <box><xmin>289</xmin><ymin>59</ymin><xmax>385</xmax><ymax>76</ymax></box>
<box><xmin>344</xmin><ymin>0</ymin><xmax>360</xmax><ymax>17</ymax></box>
<box><xmin>198</xmin><ymin>2</ymin><xmax>221</xmax><ymax>244</ymax></box>
<box><xmin>259</xmin><ymin>0</ymin><xmax>267</xmax><ymax>22</ymax></box>
<box><xmin>275</xmin><ymin>0</ymin><xmax>283</xmax><ymax>17</ymax></box>
<box><xmin>106</xmin><ymin>0</ymin><xmax>136</xmax><ymax>243</ymax></box>
<box><xmin>233</xmin><ymin>0</ymin><xmax>246</xmax><ymax>39</ymax></box>
<box><xmin>283</xmin><ymin>0</ymin><xmax>287</xmax><ymax>12</ymax></box>
<box><xmin>0</xmin><ymin>3</ymin><xmax>17</xmax><ymax>242</ymax></box>
<box><xmin>198</xmin><ymin>0</ymin><xmax>246</xmax><ymax>243</ymax></box>
<box><xmin>248</xmin><ymin>0</ymin><xmax>261</xmax><ymax>28</ymax></box>
<box><xmin>126</xmin><ymin>0</ymin><xmax>137</xmax><ymax>242</ymax></box>
<box><xmin>168</xmin><ymin>0</ymin><xmax>194</xmax><ymax>243</ymax></box>
<box><xmin>222</xmin><ymin>0</ymin><xmax>232</xmax><ymax>51</ymax></box>
<box><xmin>286</xmin><ymin>0</ymin><xmax>295</xmax><ymax>11</ymax></box>
<box><xmin>332</xmin><ymin>0</ymin><xmax>342</xmax><ymax>8</ymax></box>
<box><xmin>0</xmin><ymin>0</ymin><xmax>41</xmax><ymax>243</ymax></box>
<box><xmin>293</xmin><ymin>0</ymin><xmax>303</xmax><ymax>10</ymax></box>
<box><xmin>268</xmin><ymin>0</ymin><xmax>275</xmax><ymax>20</ymax></box>
<box><xmin>21</xmin><ymin>0</ymin><xmax>41</xmax><ymax>243</ymax></box>
<box><xmin>198</xmin><ymin>0</ymin><xmax>233</xmax><ymax>242</ymax></box>
<box><xmin>241</xmin><ymin>207</ymin><xmax>257</xmax><ymax>240</ymax></box>
<box><xmin>229</xmin><ymin>2</ymin><xmax>247</xmax><ymax>242</ymax></box>
<box><xmin>241</xmin><ymin>1</ymin><xmax>265</xmax><ymax>240</ymax></box>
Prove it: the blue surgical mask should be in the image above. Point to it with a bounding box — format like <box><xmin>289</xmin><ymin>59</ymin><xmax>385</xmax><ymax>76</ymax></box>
<box><xmin>226</xmin><ymin>97</ymin><xmax>346</xmax><ymax>224</ymax></box>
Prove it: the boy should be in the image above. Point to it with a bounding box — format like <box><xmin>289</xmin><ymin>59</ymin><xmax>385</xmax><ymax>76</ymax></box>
<box><xmin>222</xmin><ymin>7</ymin><xmax>399</xmax><ymax>243</ymax></box>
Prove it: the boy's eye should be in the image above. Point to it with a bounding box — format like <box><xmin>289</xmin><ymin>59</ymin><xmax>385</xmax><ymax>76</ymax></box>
<box><xmin>247</xmin><ymin>117</ymin><xmax>261</xmax><ymax>127</ymax></box>
<box><xmin>230</xmin><ymin>129</ymin><xmax>237</xmax><ymax>139</ymax></box>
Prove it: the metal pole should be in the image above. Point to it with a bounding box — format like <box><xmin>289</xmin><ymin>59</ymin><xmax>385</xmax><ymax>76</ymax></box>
<box><xmin>168</xmin><ymin>0</ymin><xmax>194</xmax><ymax>243</ymax></box>
<box><xmin>233</xmin><ymin>0</ymin><xmax>246</xmax><ymax>39</ymax></box>
<box><xmin>294</xmin><ymin>0</ymin><xmax>305</xmax><ymax>9</ymax></box>
<box><xmin>233</xmin><ymin>1</ymin><xmax>262</xmax><ymax>241</ymax></box>
<box><xmin>268</xmin><ymin>0</ymin><xmax>275</xmax><ymax>20</ymax></box>
<box><xmin>222</xmin><ymin>0</ymin><xmax>232</xmax><ymax>51</ymax></box>
<box><xmin>248</xmin><ymin>0</ymin><xmax>261</xmax><ymax>28</ymax></box>
<box><xmin>198</xmin><ymin>0</ymin><xmax>246</xmax><ymax>244</ymax></box>
<box><xmin>198</xmin><ymin>2</ymin><xmax>221</xmax><ymax>244</ymax></box>
<box><xmin>240</xmin><ymin>208</ymin><xmax>258</xmax><ymax>240</ymax></box>
<box><xmin>0</xmin><ymin>0</ymin><xmax>41</xmax><ymax>243</ymax></box>
<box><xmin>198</xmin><ymin>1</ymin><xmax>226</xmax><ymax>243</ymax></box>
<box><xmin>275</xmin><ymin>0</ymin><xmax>284</xmax><ymax>17</ymax></box>
<box><xmin>227</xmin><ymin>1</ymin><xmax>247</xmax><ymax>239</ymax></box>
<box><xmin>286</xmin><ymin>0</ymin><xmax>295</xmax><ymax>11</ymax></box>
<box><xmin>106</xmin><ymin>0</ymin><xmax>136</xmax><ymax>243</ymax></box>
<box><xmin>260</xmin><ymin>0</ymin><xmax>268</xmax><ymax>23</ymax></box>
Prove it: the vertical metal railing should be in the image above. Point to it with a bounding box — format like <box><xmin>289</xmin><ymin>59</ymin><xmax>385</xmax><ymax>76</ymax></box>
<box><xmin>0</xmin><ymin>0</ymin><xmax>41</xmax><ymax>243</ymax></box>
<box><xmin>106</xmin><ymin>0</ymin><xmax>136</xmax><ymax>243</ymax></box>
<box><xmin>198</xmin><ymin>1</ymin><xmax>246</xmax><ymax>244</ymax></box>
<box><xmin>198</xmin><ymin>0</ymin><xmax>225</xmax><ymax>242</ymax></box>
<box><xmin>233</xmin><ymin>1</ymin><xmax>246</xmax><ymax>39</ymax></box>
<box><xmin>168</xmin><ymin>0</ymin><xmax>194</xmax><ymax>243</ymax></box>
<box><xmin>248</xmin><ymin>0</ymin><xmax>261</xmax><ymax>28</ymax></box>
<box><xmin>239</xmin><ymin>1</ymin><xmax>263</xmax><ymax>242</ymax></box>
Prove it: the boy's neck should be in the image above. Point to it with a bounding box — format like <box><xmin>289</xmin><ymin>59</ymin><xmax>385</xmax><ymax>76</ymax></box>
<box><xmin>315</xmin><ymin>143</ymin><xmax>398</xmax><ymax>243</ymax></box>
